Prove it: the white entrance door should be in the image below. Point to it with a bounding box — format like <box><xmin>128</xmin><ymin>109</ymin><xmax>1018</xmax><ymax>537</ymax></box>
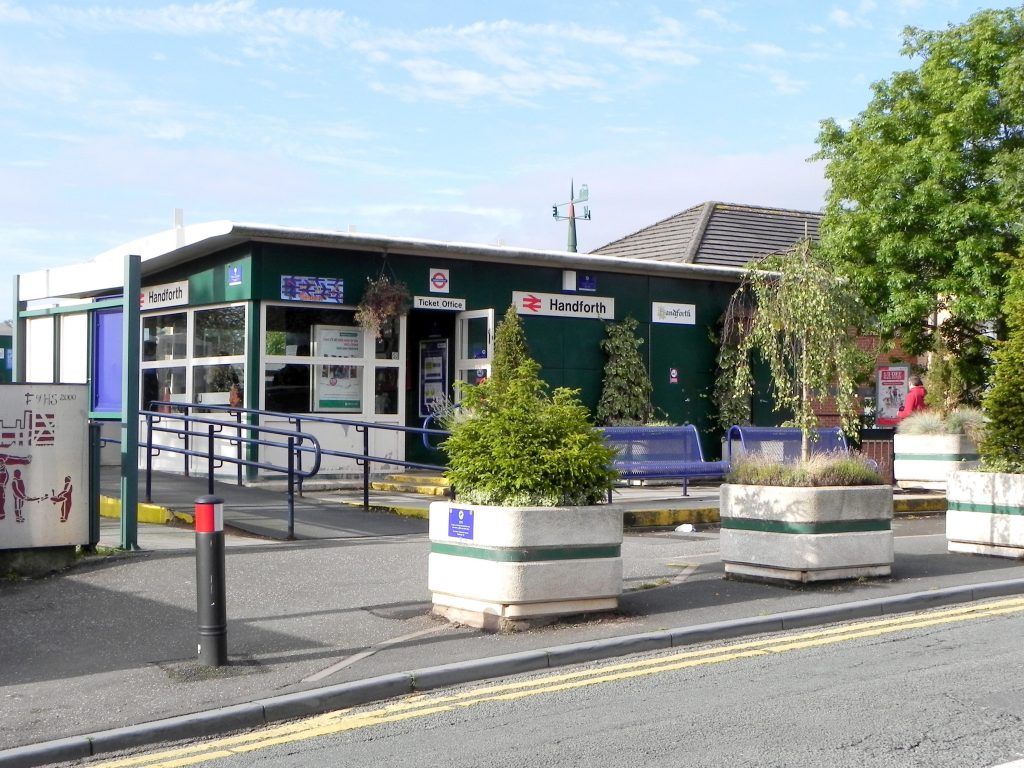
<box><xmin>454</xmin><ymin>309</ymin><xmax>494</xmax><ymax>395</ymax></box>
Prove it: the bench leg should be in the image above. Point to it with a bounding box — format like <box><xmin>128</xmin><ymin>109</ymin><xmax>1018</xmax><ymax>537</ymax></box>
<box><xmin>682</xmin><ymin>478</ymin><xmax>689</xmax><ymax>497</ymax></box>
<box><xmin>607</xmin><ymin>487</ymin><xmax>613</xmax><ymax>504</ymax></box>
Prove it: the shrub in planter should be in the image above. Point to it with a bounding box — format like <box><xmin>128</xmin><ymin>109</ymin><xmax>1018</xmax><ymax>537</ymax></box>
<box><xmin>715</xmin><ymin>240</ymin><xmax>892</xmax><ymax>582</ymax></box>
<box><xmin>429</xmin><ymin>353</ymin><xmax>621</xmax><ymax>629</ymax></box>
<box><xmin>947</xmin><ymin>257</ymin><xmax>1024</xmax><ymax>557</ymax></box>
<box><xmin>893</xmin><ymin>407</ymin><xmax>984</xmax><ymax>489</ymax></box>
<box><xmin>442</xmin><ymin>360</ymin><xmax>615</xmax><ymax>506</ymax></box>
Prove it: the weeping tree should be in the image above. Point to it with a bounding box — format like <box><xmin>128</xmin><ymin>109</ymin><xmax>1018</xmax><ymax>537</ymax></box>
<box><xmin>715</xmin><ymin>239</ymin><xmax>872</xmax><ymax>460</ymax></box>
<box><xmin>595</xmin><ymin>316</ymin><xmax>653</xmax><ymax>426</ymax></box>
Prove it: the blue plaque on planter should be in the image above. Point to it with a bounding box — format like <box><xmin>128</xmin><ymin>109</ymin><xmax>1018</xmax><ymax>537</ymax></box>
<box><xmin>448</xmin><ymin>507</ymin><xmax>474</xmax><ymax>540</ymax></box>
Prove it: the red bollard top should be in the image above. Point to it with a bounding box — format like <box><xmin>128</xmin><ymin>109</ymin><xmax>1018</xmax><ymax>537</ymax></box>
<box><xmin>194</xmin><ymin>495</ymin><xmax>224</xmax><ymax>533</ymax></box>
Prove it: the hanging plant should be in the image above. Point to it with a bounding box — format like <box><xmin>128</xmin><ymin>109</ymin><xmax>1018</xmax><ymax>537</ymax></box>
<box><xmin>355</xmin><ymin>275</ymin><xmax>411</xmax><ymax>339</ymax></box>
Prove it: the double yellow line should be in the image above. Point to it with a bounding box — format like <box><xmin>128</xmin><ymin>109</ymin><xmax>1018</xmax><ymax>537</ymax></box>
<box><xmin>95</xmin><ymin>596</ymin><xmax>1024</xmax><ymax>768</ymax></box>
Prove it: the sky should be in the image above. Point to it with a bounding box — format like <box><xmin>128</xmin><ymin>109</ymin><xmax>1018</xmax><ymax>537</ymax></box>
<box><xmin>2</xmin><ymin>0</ymin><xmax>1021</xmax><ymax>320</ymax></box>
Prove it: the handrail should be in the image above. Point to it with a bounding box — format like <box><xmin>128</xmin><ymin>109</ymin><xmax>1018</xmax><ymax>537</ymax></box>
<box><xmin>115</xmin><ymin>404</ymin><xmax>323</xmax><ymax>539</ymax></box>
<box><xmin>141</xmin><ymin>401</ymin><xmax>450</xmax><ymax>511</ymax></box>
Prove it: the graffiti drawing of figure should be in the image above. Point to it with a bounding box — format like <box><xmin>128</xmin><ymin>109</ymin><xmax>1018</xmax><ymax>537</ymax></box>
<box><xmin>11</xmin><ymin>469</ymin><xmax>27</xmax><ymax>523</ymax></box>
<box><xmin>0</xmin><ymin>455</ymin><xmax>31</xmax><ymax>521</ymax></box>
<box><xmin>50</xmin><ymin>476</ymin><xmax>73</xmax><ymax>522</ymax></box>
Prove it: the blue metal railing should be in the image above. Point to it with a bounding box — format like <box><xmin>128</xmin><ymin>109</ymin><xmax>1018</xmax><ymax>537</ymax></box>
<box><xmin>104</xmin><ymin>405</ymin><xmax>322</xmax><ymax>539</ymax></box>
<box><xmin>138</xmin><ymin>401</ymin><xmax>450</xmax><ymax>513</ymax></box>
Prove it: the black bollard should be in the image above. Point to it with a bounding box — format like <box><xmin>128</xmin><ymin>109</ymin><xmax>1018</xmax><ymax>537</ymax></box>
<box><xmin>195</xmin><ymin>495</ymin><xmax>228</xmax><ymax>666</ymax></box>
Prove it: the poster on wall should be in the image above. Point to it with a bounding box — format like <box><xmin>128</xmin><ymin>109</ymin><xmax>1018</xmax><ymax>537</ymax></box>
<box><xmin>312</xmin><ymin>325</ymin><xmax>362</xmax><ymax>412</ymax></box>
<box><xmin>419</xmin><ymin>339</ymin><xmax>449</xmax><ymax>417</ymax></box>
<box><xmin>0</xmin><ymin>384</ymin><xmax>90</xmax><ymax>550</ymax></box>
<box><xmin>876</xmin><ymin>365</ymin><xmax>910</xmax><ymax>426</ymax></box>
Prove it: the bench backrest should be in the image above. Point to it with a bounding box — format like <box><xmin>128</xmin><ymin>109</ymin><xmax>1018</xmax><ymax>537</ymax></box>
<box><xmin>726</xmin><ymin>425</ymin><xmax>848</xmax><ymax>464</ymax></box>
<box><xmin>602</xmin><ymin>424</ymin><xmax>707</xmax><ymax>464</ymax></box>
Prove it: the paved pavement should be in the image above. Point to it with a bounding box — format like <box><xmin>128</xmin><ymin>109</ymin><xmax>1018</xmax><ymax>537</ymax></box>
<box><xmin>2</xmin><ymin>471</ymin><xmax>1024</xmax><ymax>767</ymax></box>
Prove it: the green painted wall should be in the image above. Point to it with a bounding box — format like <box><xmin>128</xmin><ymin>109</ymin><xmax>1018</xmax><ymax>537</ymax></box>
<box><xmin>145</xmin><ymin>241</ymin><xmax>780</xmax><ymax>462</ymax></box>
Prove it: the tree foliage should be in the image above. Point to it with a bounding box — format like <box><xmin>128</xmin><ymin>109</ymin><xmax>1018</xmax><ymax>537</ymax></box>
<box><xmin>814</xmin><ymin>7</ymin><xmax>1024</xmax><ymax>388</ymax></box>
<box><xmin>716</xmin><ymin>240</ymin><xmax>871</xmax><ymax>459</ymax></box>
<box><xmin>442</xmin><ymin>360</ymin><xmax>615</xmax><ymax>506</ymax></box>
<box><xmin>595</xmin><ymin>316</ymin><xmax>654</xmax><ymax>426</ymax></box>
<box><xmin>980</xmin><ymin>255</ymin><xmax>1024</xmax><ymax>473</ymax></box>
<box><xmin>490</xmin><ymin>304</ymin><xmax>531</xmax><ymax>392</ymax></box>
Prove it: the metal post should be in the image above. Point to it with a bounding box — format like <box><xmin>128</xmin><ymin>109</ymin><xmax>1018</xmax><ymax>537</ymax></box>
<box><xmin>287</xmin><ymin>436</ymin><xmax>295</xmax><ymax>540</ymax></box>
<box><xmin>362</xmin><ymin>426</ymin><xmax>370</xmax><ymax>512</ymax></box>
<box><xmin>88</xmin><ymin>423</ymin><xmax>101</xmax><ymax>549</ymax></box>
<box><xmin>207</xmin><ymin>424</ymin><xmax>215</xmax><ymax>496</ymax></box>
<box><xmin>145</xmin><ymin>413</ymin><xmax>153</xmax><ymax>504</ymax></box>
<box><xmin>119</xmin><ymin>254</ymin><xmax>141</xmax><ymax>550</ymax></box>
<box><xmin>194</xmin><ymin>495</ymin><xmax>227</xmax><ymax>667</ymax></box>
<box><xmin>235</xmin><ymin>410</ymin><xmax>243</xmax><ymax>488</ymax></box>
<box><xmin>294</xmin><ymin>417</ymin><xmax>304</xmax><ymax>497</ymax></box>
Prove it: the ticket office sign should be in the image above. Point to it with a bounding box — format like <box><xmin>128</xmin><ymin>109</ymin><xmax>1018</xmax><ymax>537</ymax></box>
<box><xmin>0</xmin><ymin>384</ymin><xmax>90</xmax><ymax>550</ymax></box>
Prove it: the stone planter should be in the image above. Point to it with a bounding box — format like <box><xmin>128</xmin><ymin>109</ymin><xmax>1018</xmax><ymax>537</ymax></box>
<box><xmin>719</xmin><ymin>484</ymin><xmax>894</xmax><ymax>583</ymax></box>
<box><xmin>946</xmin><ymin>470</ymin><xmax>1024</xmax><ymax>559</ymax></box>
<box><xmin>428</xmin><ymin>501</ymin><xmax>623</xmax><ymax>630</ymax></box>
<box><xmin>893</xmin><ymin>433</ymin><xmax>979</xmax><ymax>490</ymax></box>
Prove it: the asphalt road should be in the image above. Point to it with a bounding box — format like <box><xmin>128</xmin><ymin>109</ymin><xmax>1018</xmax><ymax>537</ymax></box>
<box><xmin>70</xmin><ymin>596</ymin><xmax>1024</xmax><ymax>768</ymax></box>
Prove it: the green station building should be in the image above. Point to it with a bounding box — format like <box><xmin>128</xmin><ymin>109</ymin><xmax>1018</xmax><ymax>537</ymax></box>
<box><xmin>14</xmin><ymin>204</ymin><xmax>820</xmax><ymax>475</ymax></box>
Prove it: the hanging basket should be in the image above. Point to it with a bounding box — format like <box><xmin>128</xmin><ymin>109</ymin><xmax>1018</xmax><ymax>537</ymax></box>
<box><xmin>355</xmin><ymin>275</ymin><xmax>411</xmax><ymax>339</ymax></box>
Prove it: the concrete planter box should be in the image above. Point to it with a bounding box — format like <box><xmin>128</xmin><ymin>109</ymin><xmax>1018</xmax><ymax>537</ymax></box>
<box><xmin>893</xmin><ymin>433</ymin><xmax>979</xmax><ymax>490</ymax></box>
<box><xmin>946</xmin><ymin>470</ymin><xmax>1024</xmax><ymax>559</ymax></box>
<box><xmin>719</xmin><ymin>484</ymin><xmax>894</xmax><ymax>583</ymax></box>
<box><xmin>428</xmin><ymin>501</ymin><xmax>623</xmax><ymax>630</ymax></box>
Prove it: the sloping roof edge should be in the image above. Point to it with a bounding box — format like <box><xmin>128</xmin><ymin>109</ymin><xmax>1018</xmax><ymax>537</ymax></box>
<box><xmin>18</xmin><ymin>220</ymin><xmax>751</xmax><ymax>303</ymax></box>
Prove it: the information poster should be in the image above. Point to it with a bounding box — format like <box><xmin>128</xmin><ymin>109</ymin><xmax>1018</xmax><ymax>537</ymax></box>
<box><xmin>0</xmin><ymin>384</ymin><xmax>90</xmax><ymax>550</ymax></box>
<box><xmin>313</xmin><ymin>325</ymin><xmax>362</xmax><ymax>412</ymax></box>
<box><xmin>419</xmin><ymin>339</ymin><xmax>449</xmax><ymax>417</ymax></box>
<box><xmin>876</xmin><ymin>365</ymin><xmax>909</xmax><ymax>426</ymax></box>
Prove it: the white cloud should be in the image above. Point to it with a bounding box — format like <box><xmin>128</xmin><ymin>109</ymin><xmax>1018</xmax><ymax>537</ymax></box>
<box><xmin>748</xmin><ymin>43</ymin><xmax>787</xmax><ymax>57</ymax></box>
<box><xmin>696</xmin><ymin>7</ymin><xmax>744</xmax><ymax>33</ymax></box>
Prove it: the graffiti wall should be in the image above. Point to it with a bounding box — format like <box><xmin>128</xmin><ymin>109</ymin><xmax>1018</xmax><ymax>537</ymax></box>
<box><xmin>0</xmin><ymin>384</ymin><xmax>90</xmax><ymax>550</ymax></box>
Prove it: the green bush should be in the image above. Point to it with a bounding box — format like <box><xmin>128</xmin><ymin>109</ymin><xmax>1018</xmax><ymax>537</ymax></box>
<box><xmin>980</xmin><ymin>258</ymin><xmax>1024</xmax><ymax>474</ymax></box>
<box><xmin>727</xmin><ymin>453</ymin><xmax>883</xmax><ymax>487</ymax></box>
<box><xmin>442</xmin><ymin>360</ymin><xmax>616</xmax><ymax>506</ymax></box>
<box><xmin>596</xmin><ymin>316</ymin><xmax>654</xmax><ymax>426</ymax></box>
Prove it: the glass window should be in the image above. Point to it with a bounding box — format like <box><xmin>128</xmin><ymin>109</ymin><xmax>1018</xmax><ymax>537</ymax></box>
<box><xmin>264</xmin><ymin>305</ymin><xmax>355</xmax><ymax>357</ymax></box>
<box><xmin>146</xmin><ymin>366</ymin><xmax>187</xmax><ymax>411</ymax></box>
<box><xmin>59</xmin><ymin>313</ymin><xmax>88</xmax><ymax>383</ymax></box>
<box><xmin>25</xmin><ymin>316</ymin><xmax>55</xmax><ymax>383</ymax></box>
<box><xmin>375</xmin><ymin>317</ymin><xmax>400</xmax><ymax>360</ymax></box>
<box><xmin>143</xmin><ymin>313</ymin><xmax>187</xmax><ymax>361</ymax></box>
<box><xmin>194</xmin><ymin>306</ymin><xmax>245</xmax><ymax>358</ymax></box>
<box><xmin>265</xmin><ymin>363</ymin><xmax>311</xmax><ymax>412</ymax></box>
<box><xmin>374</xmin><ymin>368</ymin><xmax>399</xmax><ymax>414</ymax></box>
<box><xmin>194</xmin><ymin>363</ymin><xmax>244</xmax><ymax>409</ymax></box>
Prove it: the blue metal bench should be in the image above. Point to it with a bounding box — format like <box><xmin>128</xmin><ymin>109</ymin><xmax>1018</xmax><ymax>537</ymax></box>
<box><xmin>602</xmin><ymin>424</ymin><xmax>730</xmax><ymax>501</ymax></box>
<box><xmin>726</xmin><ymin>425</ymin><xmax>848</xmax><ymax>464</ymax></box>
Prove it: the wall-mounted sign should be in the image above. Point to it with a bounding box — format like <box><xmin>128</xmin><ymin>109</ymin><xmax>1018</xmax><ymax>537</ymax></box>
<box><xmin>227</xmin><ymin>265</ymin><xmax>243</xmax><ymax>287</ymax></box>
<box><xmin>652</xmin><ymin>302</ymin><xmax>696</xmax><ymax>325</ymax></box>
<box><xmin>0</xmin><ymin>384</ymin><xmax>90</xmax><ymax>550</ymax></box>
<box><xmin>414</xmin><ymin>296</ymin><xmax>466</xmax><ymax>311</ymax></box>
<box><xmin>669</xmin><ymin>368</ymin><xmax>679</xmax><ymax>384</ymax></box>
<box><xmin>140</xmin><ymin>280</ymin><xmax>189</xmax><ymax>311</ymax></box>
<box><xmin>281</xmin><ymin>276</ymin><xmax>344</xmax><ymax>303</ymax></box>
<box><xmin>448</xmin><ymin>507</ymin><xmax>474</xmax><ymax>540</ymax></box>
<box><xmin>313</xmin><ymin>325</ymin><xmax>361</xmax><ymax>358</ymax></box>
<box><xmin>419</xmin><ymin>339</ymin><xmax>449</xmax><ymax>417</ymax></box>
<box><xmin>429</xmin><ymin>268</ymin><xmax>450</xmax><ymax>294</ymax></box>
<box><xmin>512</xmin><ymin>291</ymin><xmax>614</xmax><ymax>320</ymax></box>
<box><xmin>876</xmin><ymin>365</ymin><xmax>909</xmax><ymax>426</ymax></box>
<box><xmin>561</xmin><ymin>270</ymin><xmax>598</xmax><ymax>292</ymax></box>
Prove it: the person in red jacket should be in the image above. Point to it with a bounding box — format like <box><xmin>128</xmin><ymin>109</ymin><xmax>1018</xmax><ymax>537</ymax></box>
<box><xmin>897</xmin><ymin>375</ymin><xmax>927</xmax><ymax>420</ymax></box>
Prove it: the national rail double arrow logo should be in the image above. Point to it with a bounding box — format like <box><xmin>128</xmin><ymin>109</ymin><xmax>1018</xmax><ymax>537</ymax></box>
<box><xmin>522</xmin><ymin>294</ymin><xmax>542</xmax><ymax>313</ymax></box>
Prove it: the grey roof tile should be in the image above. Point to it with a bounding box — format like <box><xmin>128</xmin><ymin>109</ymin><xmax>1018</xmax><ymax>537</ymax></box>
<box><xmin>591</xmin><ymin>202</ymin><xmax>821</xmax><ymax>268</ymax></box>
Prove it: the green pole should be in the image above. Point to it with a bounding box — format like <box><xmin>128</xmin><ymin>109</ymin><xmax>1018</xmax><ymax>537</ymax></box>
<box><xmin>120</xmin><ymin>254</ymin><xmax>141</xmax><ymax>550</ymax></box>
